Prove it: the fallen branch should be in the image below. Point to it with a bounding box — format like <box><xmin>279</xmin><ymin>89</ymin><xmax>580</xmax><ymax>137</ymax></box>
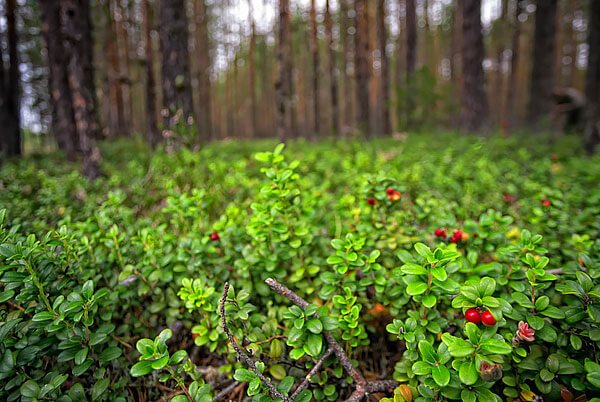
<box><xmin>219</xmin><ymin>282</ymin><xmax>290</xmax><ymax>401</ymax></box>
<box><xmin>289</xmin><ymin>348</ymin><xmax>333</xmax><ymax>400</ymax></box>
<box><xmin>214</xmin><ymin>381</ymin><xmax>241</xmax><ymax>401</ymax></box>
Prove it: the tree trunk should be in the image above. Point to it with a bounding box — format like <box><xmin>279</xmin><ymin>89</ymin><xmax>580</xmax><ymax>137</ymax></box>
<box><xmin>248</xmin><ymin>3</ymin><xmax>257</xmax><ymax>138</ymax></box>
<box><xmin>405</xmin><ymin>0</ymin><xmax>417</xmax><ymax>127</ymax></box>
<box><xmin>40</xmin><ymin>0</ymin><xmax>78</xmax><ymax>160</ymax></box>
<box><xmin>309</xmin><ymin>0</ymin><xmax>320</xmax><ymax>138</ymax></box>
<box><xmin>354</xmin><ymin>0</ymin><xmax>370</xmax><ymax>137</ymax></box>
<box><xmin>144</xmin><ymin>0</ymin><xmax>159</xmax><ymax>148</ymax></box>
<box><xmin>583</xmin><ymin>0</ymin><xmax>600</xmax><ymax>154</ymax></box>
<box><xmin>107</xmin><ymin>1</ymin><xmax>127</xmax><ymax>137</ymax></box>
<box><xmin>505</xmin><ymin>0</ymin><xmax>522</xmax><ymax>130</ymax></box>
<box><xmin>527</xmin><ymin>0</ymin><xmax>557</xmax><ymax>129</ymax></box>
<box><xmin>377</xmin><ymin>0</ymin><xmax>390</xmax><ymax>135</ymax></box>
<box><xmin>60</xmin><ymin>0</ymin><xmax>102</xmax><ymax>179</ymax></box>
<box><xmin>460</xmin><ymin>0</ymin><xmax>489</xmax><ymax>133</ymax></box>
<box><xmin>113</xmin><ymin>0</ymin><xmax>132</xmax><ymax>137</ymax></box>
<box><xmin>159</xmin><ymin>0</ymin><xmax>194</xmax><ymax>126</ymax></box>
<box><xmin>195</xmin><ymin>0</ymin><xmax>213</xmax><ymax>140</ymax></box>
<box><xmin>325</xmin><ymin>0</ymin><xmax>339</xmax><ymax>136</ymax></box>
<box><xmin>0</xmin><ymin>0</ymin><xmax>21</xmax><ymax>158</ymax></box>
<box><xmin>276</xmin><ymin>0</ymin><xmax>293</xmax><ymax>142</ymax></box>
<box><xmin>340</xmin><ymin>0</ymin><xmax>353</xmax><ymax>136</ymax></box>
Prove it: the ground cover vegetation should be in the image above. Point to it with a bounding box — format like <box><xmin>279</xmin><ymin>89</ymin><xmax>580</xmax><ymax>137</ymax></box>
<box><xmin>1</xmin><ymin>134</ymin><xmax>600</xmax><ymax>401</ymax></box>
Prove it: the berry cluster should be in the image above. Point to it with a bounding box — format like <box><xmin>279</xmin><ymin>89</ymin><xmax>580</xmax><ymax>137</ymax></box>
<box><xmin>465</xmin><ymin>307</ymin><xmax>496</xmax><ymax>326</ymax></box>
<box><xmin>434</xmin><ymin>228</ymin><xmax>471</xmax><ymax>244</ymax></box>
<box><xmin>365</xmin><ymin>187</ymin><xmax>402</xmax><ymax>206</ymax></box>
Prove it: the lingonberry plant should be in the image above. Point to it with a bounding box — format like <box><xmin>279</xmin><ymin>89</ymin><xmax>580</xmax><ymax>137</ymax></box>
<box><xmin>1</xmin><ymin>135</ymin><xmax>599</xmax><ymax>401</ymax></box>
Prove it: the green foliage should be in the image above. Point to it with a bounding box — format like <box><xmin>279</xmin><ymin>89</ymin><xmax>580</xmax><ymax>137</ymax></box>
<box><xmin>1</xmin><ymin>134</ymin><xmax>599</xmax><ymax>400</ymax></box>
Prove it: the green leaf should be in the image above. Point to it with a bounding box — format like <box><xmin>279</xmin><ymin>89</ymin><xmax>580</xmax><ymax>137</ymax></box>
<box><xmin>479</xmin><ymin>338</ymin><xmax>512</xmax><ymax>355</ymax></box>
<box><xmin>233</xmin><ymin>368</ymin><xmax>256</xmax><ymax>382</ymax></box>
<box><xmin>32</xmin><ymin>311</ymin><xmax>55</xmax><ymax>322</ymax></box>
<box><xmin>406</xmin><ymin>281</ymin><xmax>428</xmax><ymax>296</ymax></box>
<box><xmin>431</xmin><ymin>365</ymin><xmax>450</xmax><ymax>387</ymax></box>
<box><xmin>401</xmin><ymin>263</ymin><xmax>428</xmax><ymax>275</ymax></box>
<box><xmin>585</xmin><ymin>361</ymin><xmax>600</xmax><ymax>388</ymax></box>
<box><xmin>459</xmin><ymin>361</ymin><xmax>478</xmax><ymax>385</ymax></box>
<box><xmin>269</xmin><ymin>364</ymin><xmax>286</xmax><ymax>380</ymax></box>
<box><xmin>293</xmin><ymin>389</ymin><xmax>313</xmax><ymax>402</ymax></box>
<box><xmin>131</xmin><ymin>361</ymin><xmax>155</xmax><ymax>377</ymax></box>
<box><xmin>478</xmin><ymin>277</ymin><xmax>496</xmax><ymax>297</ymax></box>
<box><xmin>412</xmin><ymin>361</ymin><xmax>432</xmax><ymax>375</ymax></box>
<box><xmin>431</xmin><ymin>267</ymin><xmax>447</xmax><ymax>281</ymax></box>
<box><xmin>92</xmin><ymin>378</ymin><xmax>110</xmax><ymax>401</ymax></box>
<box><xmin>414</xmin><ymin>242</ymin><xmax>432</xmax><ymax>258</ymax></box>
<box><xmin>512</xmin><ymin>292</ymin><xmax>534</xmax><ymax>309</ymax></box>
<box><xmin>20</xmin><ymin>380</ymin><xmax>41</xmax><ymax>398</ymax></box>
<box><xmin>418</xmin><ymin>341</ymin><xmax>438</xmax><ymax>365</ymax></box>
<box><xmin>304</xmin><ymin>334</ymin><xmax>323</xmax><ymax>357</ymax></box>
<box><xmin>306</xmin><ymin>319</ymin><xmax>323</xmax><ymax>334</ymax></box>
<box><xmin>289</xmin><ymin>348</ymin><xmax>305</xmax><ymax>360</ymax></box>
<box><xmin>99</xmin><ymin>346</ymin><xmax>122</xmax><ymax>362</ymax></box>
<box><xmin>75</xmin><ymin>347</ymin><xmax>88</xmax><ymax>365</ymax></box>
<box><xmin>422</xmin><ymin>294</ymin><xmax>437</xmax><ymax>308</ymax></box>
<box><xmin>326</xmin><ymin>255</ymin><xmax>344</xmax><ymax>265</ymax></box>
<box><xmin>447</xmin><ymin>339</ymin><xmax>475</xmax><ymax>357</ymax></box>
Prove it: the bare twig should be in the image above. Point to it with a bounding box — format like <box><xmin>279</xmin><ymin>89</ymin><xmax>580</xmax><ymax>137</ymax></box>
<box><xmin>214</xmin><ymin>381</ymin><xmax>241</xmax><ymax>401</ymax></box>
<box><xmin>219</xmin><ymin>282</ymin><xmax>291</xmax><ymax>402</ymax></box>
<box><xmin>290</xmin><ymin>348</ymin><xmax>333</xmax><ymax>400</ymax></box>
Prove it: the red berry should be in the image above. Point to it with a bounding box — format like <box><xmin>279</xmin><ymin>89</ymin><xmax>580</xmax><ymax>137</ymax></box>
<box><xmin>210</xmin><ymin>231</ymin><xmax>220</xmax><ymax>241</ymax></box>
<box><xmin>465</xmin><ymin>308</ymin><xmax>481</xmax><ymax>324</ymax></box>
<box><xmin>541</xmin><ymin>198</ymin><xmax>551</xmax><ymax>207</ymax></box>
<box><xmin>481</xmin><ymin>310</ymin><xmax>496</xmax><ymax>326</ymax></box>
<box><xmin>386</xmin><ymin>188</ymin><xmax>395</xmax><ymax>195</ymax></box>
<box><xmin>434</xmin><ymin>228</ymin><xmax>446</xmax><ymax>238</ymax></box>
<box><xmin>367</xmin><ymin>197</ymin><xmax>377</xmax><ymax>206</ymax></box>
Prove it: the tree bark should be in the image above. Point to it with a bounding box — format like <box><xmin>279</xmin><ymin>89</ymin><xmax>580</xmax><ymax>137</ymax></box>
<box><xmin>505</xmin><ymin>0</ymin><xmax>522</xmax><ymax>130</ymax></box>
<box><xmin>309</xmin><ymin>0</ymin><xmax>320</xmax><ymax>138</ymax></box>
<box><xmin>276</xmin><ymin>0</ymin><xmax>293</xmax><ymax>142</ymax></box>
<box><xmin>354</xmin><ymin>0</ymin><xmax>371</xmax><ymax>137</ymax></box>
<box><xmin>340</xmin><ymin>0</ymin><xmax>353</xmax><ymax>136</ymax></box>
<box><xmin>527</xmin><ymin>0</ymin><xmax>558</xmax><ymax>129</ymax></box>
<box><xmin>195</xmin><ymin>0</ymin><xmax>213</xmax><ymax>140</ymax></box>
<box><xmin>0</xmin><ymin>0</ymin><xmax>21</xmax><ymax>158</ymax></box>
<box><xmin>460</xmin><ymin>0</ymin><xmax>489</xmax><ymax>133</ymax></box>
<box><xmin>106</xmin><ymin>1</ymin><xmax>127</xmax><ymax>138</ymax></box>
<box><xmin>325</xmin><ymin>0</ymin><xmax>339</xmax><ymax>136</ymax></box>
<box><xmin>61</xmin><ymin>0</ymin><xmax>102</xmax><ymax>179</ymax></box>
<box><xmin>583</xmin><ymin>0</ymin><xmax>600</xmax><ymax>154</ymax></box>
<box><xmin>248</xmin><ymin>2</ymin><xmax>257</xmax><ymax>138</ymax></box>
<box><xmin>377</xmin><ymin>0</ymin><xmax>391</xmax><ymax>135</ymax></box>
<box><xmin>40</xmin><ymin>0</ymin><xmax>78</xmax><ymax>160</ymax></box>
<box><xmin>159</xmin><ymin>0</ymin><xmax>194</xmax><ymax>126</ymax></box>
<box><xmin>405</xmin><ymin>0</ymin><xmax>417</xmax><ymax>127</ymax></box>
<box><xmin>144</xmin><ymin>0</ymin><xmax>159</xmax><ymax>148</ymax></box>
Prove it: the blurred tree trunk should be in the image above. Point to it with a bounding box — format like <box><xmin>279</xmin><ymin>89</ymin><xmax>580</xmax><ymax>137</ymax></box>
<box><xmin>113</xmin><ymin>0</ymin><xmax>132</xmax><ymax>137</ymax></box>
<box><xmin>505</xmin><ymin>0</ymin><xmax>522</xmax><ymax>130</ymax></box>
<box><xmin>107</xmin><ymin>0</ymin><xmax>127</xmax><ymax>137</ymax></box>
<box><xmin>405</xmin><ymin>0</ymin><xmax>416</xmax><ymax>127</ymax></box>
<box><xmin>80</xmin><ymin>0</ymin><xmax>100</xmax><ymax>139</ymax></box>
<box><xmin>325</xmin><ymin>0</ymin><xmax>339</xmax><ymax>136</ymax></box>
<box><xmin>309</xmin><ymin>0</ymin><xmax>320</xmax><ymax>138</ymax></box>
<box><xmin>354</xmin><ymin>0</ymin><xmax>371</xmax><ymax>137</ymax></box>
<box><xmin>248</xmin><ymin>3</ymin><xmax>257</xmax><ymax>138</ymax></box>
<box><xmin>276</xmin><ymin>0</ymin><xmax>293</xmax><ymax>142</ymax></box>
<box><xmin>583</xmin><ymin>0</ymin><xmax>600</xmax><ymax>154</ymax></box>
<box><xmin>0</xmin><ymin>0</ymin><xmax>21</xmax><ymax>158</ymax></box>
<box><xmin>340</xmin><ymin>0</ymin><xmax>353</xmax><ymax>136</ymax></box>
<box><xmin>195</xmin><ymin>0</ymin><xmax>213</xmax><ymax>140</ymax></box>
<box><xmin>40</xmin><ymin>0</ymin><xmax>78</xmax><ymax>159</ymax></box>
<box><xmin>377</xmin><ymin>0</ymin><xmax>390</xmax><ymax>135</ymax></box>
<box><xmin>61</xmin><ymin>0</ymin><xmax>102</xmax><ymax>179</ymax></box>
<box><xmin>159</xmin><ymin>0</ymin><xmax>194</xmax><ymax>126</ymax></box>
<box><xmin>143</xmin><ymin>0</ymin><xmax>159</xmax><ymax>148</ymax></box>
<box><xmin>450</xmin><ymin>0</ymin><xmax>463</xmax><ymax>125</ymax></box>
<box><xmin>527</xmin><ymin>0</ymin><xmax>557</xmax><ymax>128</ymax></box>
<box><xmin>460</xmin><ymin>0</ymin><xmax>489</xmax><ymax>133</ymax></box>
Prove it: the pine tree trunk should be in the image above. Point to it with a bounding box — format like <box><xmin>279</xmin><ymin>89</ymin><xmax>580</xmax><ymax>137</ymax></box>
<box><xmin>276</xmin><ymin>0</ymin><xmax>293</xmax><ymax>142</ymax></box>
<box><xmin>0</xmin><ymin>0</ymin><xmax>21</xmax><ymax>157</ymax></box>
<box><xmin>40</xmin><ymin>0</ymin><xmax>78</xmax><ymax>160</ymax></box>
<box><xmin>378</xmin><ymin>0</ymin><xmax>390</xmax><ymax>135</ymax></box>
<box><xmin>107</xmin><ymin>0</ymin><xmax>127</xmax><ymax>137</ymax></box>
<box><xmin>340</xmin><ymin>0</ymin><xmax>353</xmax><ymax>136</ymax></box>
<box><xmin>159</xmin><ymin>0</ymin><xmax>194</xmax><ymax>126</ymax></box>
<box><xmin>61</xmin><ymin>0</ymin><xmax>102</xmax><ymax>179</ymax></box>
<box><xmin>325</xmin><ymin>0</ymin><xmax>339</xmax><ymax>136</ymax></box>
<box><xmin>505</xmin><ymin>0</ymin><xmax>522</xmax><ymax>130</ymax></box>
<box><xmin>583</xmin><ymin>0</ymin><xmax>600</xmax><ymax>154</ymax></box>
<box><xmin>405</xmin><ymin>0</ymin><xmax>417</xmax><ymax>127</ymax></box>
<box><xmin>195</xmin><ymin>0</ymin><xmax>213</xmax><ymax>140</ymax></box>
<box><xmin>309</xmin><ymin>0</ymin><xmax>320</xmax><ymax>138</ymax></box>
<box><xmin>354</xmin><ymin>0</ymin><xmax>371</xmax><ymax>137</ymax></box>
<box><xmin>143</xmin><ymin>0</ymin><xmax>159</xmax><ymax>148</ymax></box>
<box><xmin>114</xmin><ymin>0</ymin><xmax>132</xmax><ymax>137</ymax></box>
<box><xmin>460</xmin><ymin>0</ymin><xmax>489</xmax><ymax>133</ymax></box>
<box><xmin>527</xmin><ymin>0</ymin><xmax>557</xmax><ymax>128</ymax></box>
<box><xmin>248</xmin><ymin>4</ymin><xmax>257</xmax><ymax>138</ymax></box>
